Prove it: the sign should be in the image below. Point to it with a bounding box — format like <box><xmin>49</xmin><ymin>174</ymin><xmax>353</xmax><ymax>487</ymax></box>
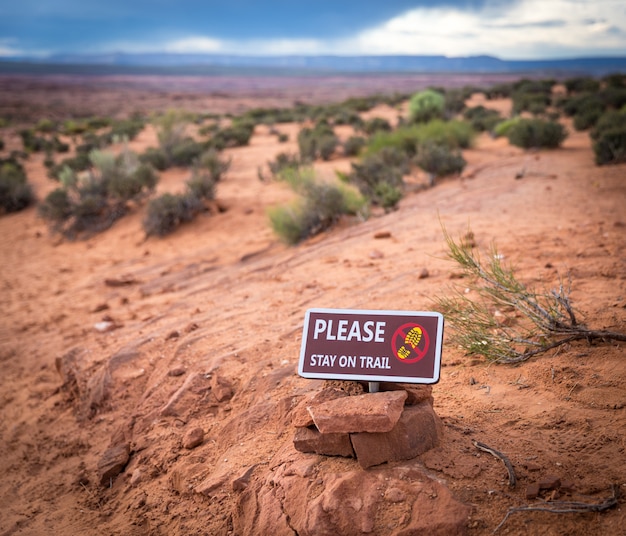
<box><xmin>298</xmin><ymin>308</ymin><xmax>444</xmax><ymax>384</ymax></box>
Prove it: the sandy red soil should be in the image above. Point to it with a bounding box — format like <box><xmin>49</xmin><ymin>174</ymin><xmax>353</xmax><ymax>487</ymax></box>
<box><xmin>0</xmin><ymin>75</ymin><xmax>625</xmax><ymax>535</ymax></box>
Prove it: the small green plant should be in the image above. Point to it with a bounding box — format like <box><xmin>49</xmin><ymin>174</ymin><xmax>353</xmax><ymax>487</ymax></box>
<box><xmin>343</xmin><ymin>136</ymin><xmax>366</xmax><ymax>157</ymax></box>
<box><xmin>0</xmin><ymin>158</ymin><xmax>34</xmax><ymax>213</ymax></box>
<box><xmin>347</xmin><ymin>147</ymin><xmax>409</xmax><ymax>210</ymax></box>
<box><xmin>297</xmin><ymin>122</ymin><xmax>339</xmax><ymax>162</ymax></box>
<box><xmin>142</xmin><ymin>151</ymin><xmax>227</xmax><ymax>237</ymax></box>
<box><xmin>361</xmin><ymin>117</ymin><xmax>392</xmax><ymax>135</ymax></box>
<box><xmin>591</xmin><ymin>110</ymin><xmax>626</xmax><ymax>165</ymax></box>
<box><xmin>436</xmin><ymin>226</ymin><xmax>626</xmax><ymax>363</ymax></box>
<box><xmin>39</xmin><ymin>148</ymin><xmax>158</xmax><ymax>237</ymax></box>
<box><xmin>506</xmin><ymin>118</ymin><xmax>567</xmax><ymax>149</ymax></box>
<box><xmin>268</xmin><ymin>168</ymin><xmax>366</xmax><ymax>244</ymax></box>
<box><xmin>408</xmin><ymin>89</ymin><xmax>445</xmax><ymax>123</ymax></box>
<box><xmin>415</xmin><ymin>141</ymin><xmax>466</xmax><ymax>179</ymax></box>
<box><xmin>463</xmin><ymin>106</ymin><xmax>502</xmax><ymax>132</ymax></box>
<box><xmin>142</xmin><ymin>193</ymin><xmax>203</xmax><ymax>237</ymax></box>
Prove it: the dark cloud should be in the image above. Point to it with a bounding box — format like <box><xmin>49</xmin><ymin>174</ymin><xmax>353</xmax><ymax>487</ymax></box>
<box><xmin>0</xmin><ymin>0</ymin><xmax>507</xmax><ymax>53</ymax></box>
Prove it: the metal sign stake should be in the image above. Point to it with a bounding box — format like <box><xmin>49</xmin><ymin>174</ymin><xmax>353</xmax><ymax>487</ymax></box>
<box><xmin>368</xmin><ymin>381</ymin><xmax>380</xmax><ymax>393</ymax></box>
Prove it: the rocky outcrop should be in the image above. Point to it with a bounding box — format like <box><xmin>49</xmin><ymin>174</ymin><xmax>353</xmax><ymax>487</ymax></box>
<box><xmin>234</xmin><ymin>457</ymin><xmax>470</xmax><ymax>535</ymax></box>
<box><xmin>292</xmin><ymin>384</ymin><xmax>442</xmax><ymax>468</ymax></box>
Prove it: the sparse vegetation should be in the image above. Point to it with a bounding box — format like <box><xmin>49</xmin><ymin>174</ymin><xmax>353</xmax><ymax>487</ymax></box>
<box><xmin>415</xmin><ymin>141</ymin><xmax>466</xmax><ymax>180</ymax></box>
<box><xmin>346</xmin><ymin>147</ymin><xmax>409</xmax><ymax>210</ymax></box>
<box><xmin>408</xmin><ymin>89</ymin><xmax>445</xmax><ymax>124</ymax></box>
<box><xmin>297</xmin><ymin>121</ymin><xmax>339</xmax><ymax>162</ymax></box>
<box><xmin>0</xmin><ymin>158</ymin><xmax>34</xmax><ymax>213</ymax></box>
<box><xmin>463</xmin><ymin>106</ymin><xmax>502</xmax><ymax>132</ymax></box>
<box><xmin>436</xmin><ymin>226</ymin><xmax>626</xmax><ymax>363</ymax></box>
<box><xmin>268</xmin><ymin>168</ymin><xmax>366</xmax><ymax>244</ymax></box>
<box><xmin>591</xmin><ymin>110</ymin><xmax>626</xmax><ymax>165</ymax></box>
<box><xmin>506</xmin><ymin>118</ymin><xmax>567</xmax><ymax>149</ymax></box>
<box><xmin>39</xmin><ymin>148</ymin><xmax>158</xmax><ymax>238</ymax></box>
<box><xmin>143</xmin><ymin>149</ymin><xmax>229</xmax><ymax>237</ymax></box>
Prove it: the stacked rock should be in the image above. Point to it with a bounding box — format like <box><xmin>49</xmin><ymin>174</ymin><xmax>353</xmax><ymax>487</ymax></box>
<box><xmin>293</xmin><ymin>382</ymin><xmax>442</xmax><ymax>468</ymax></box>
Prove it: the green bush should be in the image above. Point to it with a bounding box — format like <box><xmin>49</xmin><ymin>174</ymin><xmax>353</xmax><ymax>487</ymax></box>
<box><xmin>142</xmin><ymin>152</ymin><xmax>224</xmax><ymax>237</ymax></box>
<box><xmin>463</xmin><ymin>106</ymin><xmax>502</xmax><ymax>132</ymax></box>
<box><xmin>366</xmin><ymin>120</ymin><xmax>474</xmax><ymax>158</ymax></box>
<box><xmin>0</xmin><ymin>159</ymin><xmax>34</xmax><ymax>213</ymax></box>
<box><xmin>268</xmin><ymin>168</ymin><xmax>366</xmax><ymax>244</ymax></box>
<box><xmin>408</xmin><ymin>89</ymin><xmax>445</xmax><ymax>123</ymax></box>
<box><xmin>591</xmin><ymin>110</ymin><xmax>626</xmax><ymax>165</ymax></box>
<box><xmin>140</xmin><ymin>147</ymin><xmax>169</xmax><ymax>171</ymax></box>
<box><xmin>347</xmin><ymin>147</ymin><xmax>409</xmax><ymax>209</ymax></box>
<box><xmin>361</xmin><ymin>117</ymin><xmax>392</xmax><ymax>135</ymax></box>
<box><xmin>506</xmin><ymin>118</ymin><xmax>567</xmax><ymax>149</ymax></box>
<box><xmin>343</xmin><ymin>136</ymin><xmax>366</xmax><ymax>157</ymax></box>
<box><xmin>266</xmin><ymin>152</ymin><xmax>302</xmax><ymax>179</ymax></box>
<box><xmin>415</xmin><ymin>141</ymin><xmax>466</xmax><ymax>178</ymax></box>
<box><xmin>39</xmin><ymin>148</ymin><xmax>159</xmax><ymax>237</ymax></box>
<box><xmin>143</xmin><ymin>193</ymin><xmax>202</xmax><ymax>237</ymax></box>
<box><xmin>564</xmin><ymin>77</ymin><xmax>600</xmax><ymax>94</ymax></box>
<box><xmin>297</xmin><ymin>122</ymin><xmax>338</xmax><ymax>162</ymax></box>
<box><xmin>169</xmin><ymin>138</ymin><xmax>205</xmax><ymax>166</ymax></box>
<box><xmin>210</xmin><ymin>121</ymin><xmax>255</xmax><ymax>149</ymax></box>
<box><xmin>493</xmin><ymin>117</ymin><xmax>521</xmax><ymax>138</ymax></box>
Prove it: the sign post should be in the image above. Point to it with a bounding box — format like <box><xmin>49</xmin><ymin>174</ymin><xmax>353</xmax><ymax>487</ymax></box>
<box><xmin>298</xmin><ymin>308</ymin><xmax>444</xmax><ymax>385</ymax></box>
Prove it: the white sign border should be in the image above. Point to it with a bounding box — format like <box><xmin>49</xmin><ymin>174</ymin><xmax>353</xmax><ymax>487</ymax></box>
<box><xmin>298</xmin><ymin>308</ymin><xmax>444</xmax><ymax>384</ymax></box>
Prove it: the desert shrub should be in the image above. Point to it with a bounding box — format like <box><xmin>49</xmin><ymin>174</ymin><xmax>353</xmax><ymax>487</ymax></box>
<box><xmin>332</xmin><ymin>109</ymin><xmax>364</xmax><ymax>128</ymax></box>
<box><xmin>210</xmin><ymin>121</ymin><xmax>255</xmax><ymax>149</ymax></box>
<box><xmin>343</xmin><ymin>136</ymin><xmax>366</xmax><ymax>157</ymax></box>
<box><xmin>347</xmin><ymin>147</ymin><xmax>409</xmax><ymax>209</ymax></box>
<box><xmin>443</xmin><ymin>88</ymin><xmax>469</xmax><ymax>117</ymax></box>
<box><xmin>142</xmin><ymin>153</ymin><xmax>224</xmax><ymax>237</ymax></box>
<box><xmin>62</xmin><ymin>120</ymin><xmax>88</xmax><ymax>136</ymax></box>
<box><xmin>510</xmin><ymin>79</ymin><xmax>554</xmax><ymax>115</ymax></box>
<box><xmin>366</xmin><ymin>120</ymin><xmax>474</xmax><ymax>158</ymax></box>
<box><xmin>493</xmin><ymin>117</ymin><xmax>521</xmax><ymax>138</ymax></box>
<box><xmin>415</xmin><ymin>141</ymin><xmax>466</xmax><ymax>178</ymax></box>
<box><xmin>39</xmin><ymin>148</ymin><xmax>158</xmax><ymax>237</ymax></box>
<box><xmin>265</xmin><ymin>152</ymin><xmax>302</xmax><ymax>179</ymax></box>
<box><xmin>38</xmin><ymin>188</ymin><xmax>72</xmax><ymax>222</ymax></box>
<box><xmin>408</xmin><ymin>89</ymin><xmax>445</xmax><ymax>123</ymax></box>
<box><xmin>484</xmin><ymin>83</ymin><xmax>514</xmax><ymax>99</ymax></box>
<box><xmin>591</xmin><ymin>110</ymin><xmax>626</xmax><ymax>165</ymax></box>
<box><xmin>564</xmin><ymin>76</ymin><xmax>600</xmax><ymax>94</ymax></box>
<box><xmin>197</xmin><ymin>149</ymin><xmax>230</xmax><ymax>181</ymax></box>
<box><xmin>297</xmin><ymin>122</ymin><xmax>338</xmax><ymax>162</ymax></box>
<box><xmin>463</xmin><ymin>106</ymin><xmax>502</xmax><ymax>132</ymax></box>
<box><xmin>361</xmin><ymin>117</ymin><xmax>392</xmax><ymax>135</ymax></box>
<box><xmin>140</xmin><ymin>147</ymin><xmax>169</xmax><ymax>171</ymax></box>
<box><xmin>602</xmin><ymin>73</ymin><xmax>626</xmax><ymax>88</ymax></box>
<box><xmin>143</xmin><ymin>193</ymin><xmax>203</xmax><ymax>237</ymax></box>
<box><xmin>268</xmin><ymin>168</ymin><xmax>366</xmax><ymax>244</ymax></box>
<box><xmin>36</xmin><ymin>118</ymin><xmax>57</xmax><ymax>133</ymax></box>
<box><xmin>48</xmin><ymin>151</ymin><xmax>92</xmax><ymax>180</ymax></box>
<box><xmin>169</xmin><ymin>138</ymin><xmax>205</xmax><ymax>166</ymax></box>
<box><xmin>104</xmin><ymin>117</ymin><xmax>146</xmax><ymax>143</ymax></box>
<box><xmin>0</xmin><ymin>158</ymin><xmax>34</xmax><ymax>213</ymax></box>
<box><xmin>506</xmin><ymin>118</ymin><xmax>567</xmax><ymax>149</ymax></box>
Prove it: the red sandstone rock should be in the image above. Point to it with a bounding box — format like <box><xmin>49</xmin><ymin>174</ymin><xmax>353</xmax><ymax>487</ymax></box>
<box><xmin>182</xmin><ymin>426</ymin><xmax>204</xmax><ymax>449</ymax></box>
<box><xmin>308</xmin><ymin>390</ymin><xmax>407</xmax><ymax>434</ymax></box>
<box><xmin>97</xmin><ymin>442</ymin><xmax>130</xmax><ymax>486</ymax></box>
<box><xmin>291</xmin><ymin>388</ymin><xmax>348</xmax><ymax>427</ymax></box>
<box><xmin>293</xmin><ymin>426</ymin><xmax>355</xmax><ymax>458</ymax></box>
<box><xmin>350</xmin><ymin>401</ymin><xmax>442</xmax><ymax>468</ymax></box>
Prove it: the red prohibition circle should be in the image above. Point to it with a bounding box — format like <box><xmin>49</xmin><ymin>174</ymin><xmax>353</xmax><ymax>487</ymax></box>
<box><xmin>391</xmin><ymin>323</ymin><xmax>430</xmax><ymax>364</ymax></box>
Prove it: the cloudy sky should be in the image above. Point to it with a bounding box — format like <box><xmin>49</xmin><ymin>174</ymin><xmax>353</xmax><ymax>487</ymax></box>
<box><xmin>1</xmin><ymin>0</ymin><xmax>625</xmax><ymax>59</ymax></box>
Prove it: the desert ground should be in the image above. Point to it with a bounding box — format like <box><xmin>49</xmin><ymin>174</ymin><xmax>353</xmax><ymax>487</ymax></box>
<box><xmin>0</xmin><ymin>73</ymin><xmax>625</xmax><ymax>535</ymax></box>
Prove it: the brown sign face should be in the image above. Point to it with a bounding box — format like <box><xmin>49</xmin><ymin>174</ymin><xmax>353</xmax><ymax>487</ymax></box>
<box><xmin>298</xmin><ymin>308</ymin><xmax>444</xmax><ymax>384</ymax></box>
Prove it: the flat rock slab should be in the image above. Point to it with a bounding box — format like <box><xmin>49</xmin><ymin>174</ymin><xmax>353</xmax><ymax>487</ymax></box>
<box><xmin>293</xmin><ymin>426</ymin><xmax>355</xmax><ymax>458</ymax></box>
<box><xmin>308</xmin><ymin>390</ymin><xmax>407</xmax><ymax>434</ymax></box>
<box><xmin>97</xmin><ymin>442</ymin><xmax>130</xmax><ymax>486</ymax></box>
<box><xmin>351</xmin><ymin>401</ymin><xmax>443</xmax><ymax>469</ymax></box>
